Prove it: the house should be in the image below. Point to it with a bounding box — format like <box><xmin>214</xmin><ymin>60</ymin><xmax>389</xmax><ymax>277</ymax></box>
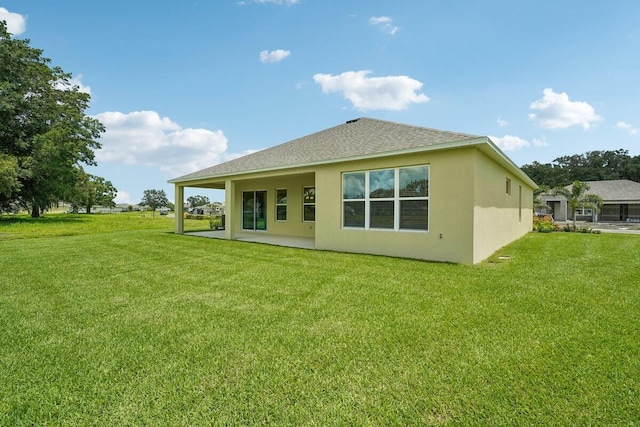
<box><xmin>541</xmin><ymin>179</ymin><xmax>640</xmax><ymax>222</ymax></box>
<box><xmin>169</xmin><ymin>118</ymin><xmax>537</xmax><ymax>264</ymax></box>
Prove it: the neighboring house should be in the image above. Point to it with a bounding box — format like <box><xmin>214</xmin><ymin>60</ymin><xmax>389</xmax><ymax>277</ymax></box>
<box><xmin>541</xmin><ymin>179</ymin><xmax>640</xmax><ymax>222</ymax></box>
<box><xmin>187</xmin><ymin>204</ymin><xmax>224</xmax><ymax>215</ymax></box>
<box><xmin>169</xmin><ymin>118</ymin><xmax>537</xmax><ymax>264</ymax></box>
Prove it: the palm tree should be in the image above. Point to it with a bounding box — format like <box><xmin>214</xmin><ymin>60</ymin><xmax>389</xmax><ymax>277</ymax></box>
<box><xmin>553</xmin><ymin>180</ymin><xmax>603</xmax><ymax>228</ymax></box>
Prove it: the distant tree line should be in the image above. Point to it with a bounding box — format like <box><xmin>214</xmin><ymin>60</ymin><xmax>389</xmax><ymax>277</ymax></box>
<box><xmin>0</xmin><ymin>21</ymin><xmax>114</xmax><ymax>217</ymax></box>
<box><xmin>521</xmin><ymin>149</ymin><xmax>640</xmax><ymax>189</ymax></box>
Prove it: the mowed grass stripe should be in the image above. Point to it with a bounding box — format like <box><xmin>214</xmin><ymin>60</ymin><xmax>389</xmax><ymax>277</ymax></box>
<box><xmin>0</xmin><ymin>218</ymin><xmax>639</xmax><ymax>425</ymax></box>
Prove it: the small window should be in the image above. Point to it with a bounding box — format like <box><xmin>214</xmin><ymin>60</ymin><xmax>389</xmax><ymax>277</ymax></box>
<box><xmin>576</xmin><ymin>208</ymin><xmax>593</xmax><ymax>216</ymax></box>
<box><xmin>303</xmin><ymin>187</ymin><xmax>315</xmax><ymax>222</ymax></box>
<box><xmin>506</xmin><ymin>178</ymin><xmax>512</xmax><ymax>195</ymax></box>
<box><xmin>276</xmin><ymin>189</ymin><xmax>287</xmax><ymax>221</ymax></box>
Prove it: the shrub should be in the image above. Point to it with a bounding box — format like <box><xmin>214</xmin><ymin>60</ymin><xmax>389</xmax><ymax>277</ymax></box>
<box><xmin>185</xmin><ymin>214</ymin><xmax>206</xmax><ymax>220</ymax></box>
<box><xmin>209</xmin><ymin>216</ymin><xmax>222</xmax><ymax>230</ymax></box>
<box><xmin>560</xmin><ymin>224</ymin><xmax>599</xmax><ymax>234</ymax></box>
<box><xmin>533</xmin><ymin>218</ymin><xmax>558</xmax><ymax>233</ymax></box>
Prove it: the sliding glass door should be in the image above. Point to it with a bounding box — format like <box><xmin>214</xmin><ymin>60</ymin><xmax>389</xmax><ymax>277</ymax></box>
<box><xmin>242</xmin><ymin>191</ymin><xmax>267</xmax><ymax>231</ymax></box>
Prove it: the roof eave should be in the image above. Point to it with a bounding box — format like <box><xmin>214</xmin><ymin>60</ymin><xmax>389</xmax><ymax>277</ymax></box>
<box><xmin>169</xmin><ymin>136</ymin><xmax>537</xmax><ymax>190</ymax></box>
<box><xmin>169</xmin><ymin>137</ymin><xmax>486</xmax><ymax>185</ymax></box>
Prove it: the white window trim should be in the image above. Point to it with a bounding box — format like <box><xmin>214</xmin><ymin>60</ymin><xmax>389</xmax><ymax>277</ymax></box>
<box><xmin>342</xmin><ymin>166</ymin><xmax>429</xmax><ymax>232</ymax></box>
<box><xmin>275</xmin><ymin>188</ymin><xmax>287</xmax><ymax>221</ymax></box>
<box><xmin>303</xmin><ymin>186</ymin><xmax>315</xmax><ymax>223</ymax></box>
<box><xmin>576</xmin><ymin>208</ymin><xmax>593</xmax><ymax>216</ymax></box>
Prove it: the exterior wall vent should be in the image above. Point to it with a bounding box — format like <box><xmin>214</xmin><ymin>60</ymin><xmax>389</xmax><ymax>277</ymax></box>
<box><xmin>346</xmin><ymin>118</ymin><xmax>359</xmax><ymax>124</ymax></box>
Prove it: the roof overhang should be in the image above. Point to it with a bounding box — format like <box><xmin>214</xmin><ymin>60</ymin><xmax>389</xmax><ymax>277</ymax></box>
<box><xmin>170</xmin><ymin>136</ymin><xmax>538</xmax><ymax>190</ymax></box>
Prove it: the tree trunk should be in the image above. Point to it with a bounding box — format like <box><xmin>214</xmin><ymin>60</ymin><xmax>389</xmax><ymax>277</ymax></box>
<box><xmin>31</xmin><ymin>205</ymin><xmax>40</xmax><ymax>218</ymax></box>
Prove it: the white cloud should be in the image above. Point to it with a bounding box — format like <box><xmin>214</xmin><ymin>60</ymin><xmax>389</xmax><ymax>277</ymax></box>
<box><xmin>93</xmin><ymin>110</ymin><xmax>238</xmax><ymax>177</ymax></box>
<box><xmin>615</xmin><ymin>121</ymin><xmax>638</xmax><ymax>135</ymax></box>
<box><xmin>259</xmin><ymin>49</ymin><xmax>291</xmax><ymax>63</ymax></box>
<box><xmin>55</xmin><ymin>74</ymin><xmax>91</xmax><ymax>95</ymax></box>
<box><xmin>369</xmin><ymin>16</ymin><xmax>398</xmax><ymax>35</ymax></box>
<box><xmin>529</xmin><ymin>88</ymin><xmax>602</xmax><ymax>130</ymax></box>
<box><xmin>497</xmin><ymin>117</ymin><xmax>508</xmax><ymax>127</ymax></box>
<box><xmin>533</xmin><ymin>135</ymin><xmax>549</xmax><ymax>147</ymax></box>
<box><xmin>114</xmin><ymin>190</ymin><xmax>133</xmax><ymax>205</ymax></box>
<box><xmin>313</xmin><ymin>70</ymin><xmax>429</xmax><ymax>111</ymax></box>
<box><xmin>0</xmin><ymin>7</ymin><xmax>26</xmax><ymax>35</ymax></box>
<box><xmin>489</xmin><ymin>135</ymin><xmax>530</xmax><ymax>151</ymax></box>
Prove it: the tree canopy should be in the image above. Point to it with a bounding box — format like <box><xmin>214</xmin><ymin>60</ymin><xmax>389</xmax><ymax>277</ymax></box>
<box><xmin>140</xmin><ymin>189</ymin><xmax>169</xmax><ymax>218</ymax></box>
<box><xmin>68</xmin><ymin>170</ymin><xmax>117</xmax><ymax>213</ymax></box>
<box><xmin>0</xmin><ymin>21</ymin><xmax>105</xmax><ymax>217</ymax></box>
<box><xmin>521</xmin><ymin>149</ymin><xmax>640</xmax><ymax>188</ymax></box>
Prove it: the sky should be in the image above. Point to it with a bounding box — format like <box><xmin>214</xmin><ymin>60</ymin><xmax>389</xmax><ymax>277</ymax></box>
<box><xmin>2</xmin><ymin>1</ymin><xmax>639</xmax><ymax>204</ymax></box>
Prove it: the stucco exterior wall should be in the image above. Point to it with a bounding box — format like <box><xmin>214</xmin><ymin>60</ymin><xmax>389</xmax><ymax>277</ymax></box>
<box><xmin>229</xmin><ymin>172</ymin><xmax>315</xmax><ymax>238</ymax></box>
<box><xmin>314</xmin><ymin>149</ymin><xmax>477</xmax><ymax>264</ymax></box>
<box><xmin>221</xmin><ymin>147</ymin><xmax>533</xmax><ymax>264</ymax></box>
<box><xmin>472</xmin><ymin>150</ymin><xmax>533</xmax><ymax>263</ymax></box>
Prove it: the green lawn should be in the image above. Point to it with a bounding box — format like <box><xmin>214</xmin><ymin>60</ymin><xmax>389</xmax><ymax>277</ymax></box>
<box><xmin>1</xmin><ymin>214</ymin><xmax>639</xmax><ymax>425</ymax></box>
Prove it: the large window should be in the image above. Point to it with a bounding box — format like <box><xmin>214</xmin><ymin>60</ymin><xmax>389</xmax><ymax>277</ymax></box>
<box><xmin>342</xmin><ymin>165</ymin><xmax>429</xmax><ymax>231</ymax></box>
<box><xmin>303</xmin><ymin>186</ymin><xmax>315</xmax><ymax>222</ymax></box>
<box><xmin>276</xmin><ymin>189</ymin><xmax>287</xmax><ymax>221</ymax></box>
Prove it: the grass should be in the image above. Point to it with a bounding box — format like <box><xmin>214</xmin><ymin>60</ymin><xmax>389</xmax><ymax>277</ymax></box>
<box><xmin>1</xmin><ymin>214</ymin><xmax>639</xmax><ymax>425</ymax></box>
<box><xmin>0</xmin><ymin>211</ymin><xmax>210</xmax><ymax>240</ymax></box>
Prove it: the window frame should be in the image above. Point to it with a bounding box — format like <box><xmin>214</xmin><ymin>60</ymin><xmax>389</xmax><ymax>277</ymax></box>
<box><xmin>302</xmin><ymin>186</ymin><xmax>315</xmax><ymax>222</ymax></box>
<box><xmin>575</xmin><ymin>208</ymin><xmax>593</xmax><ymax>216</ymax></box>
<box><xmin>506</xmin><ymin>178</ymin><xmax>512</xmax><ymax>195</ymax></box>
<box><xmin>275</xmin><ymin>188</ymin><xmax>287</xmax><ymax>222</ymax></box>
<box><xmin>342</xmin><ymin>165</ymin><xmax>429</xmax><ymax>232</ymax></box>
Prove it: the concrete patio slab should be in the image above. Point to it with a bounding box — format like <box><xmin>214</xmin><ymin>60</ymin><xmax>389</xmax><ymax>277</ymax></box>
<box><xmin>185</xmin><ymin>230</ymin><xmax>316</xmax><ymax>249</ymax></box>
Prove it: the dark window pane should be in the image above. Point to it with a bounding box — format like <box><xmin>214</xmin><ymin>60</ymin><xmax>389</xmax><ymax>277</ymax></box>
<box><xmin>400</xmin><ymin>166</ymin><xmax>429</xmax><ymax>197</ymax></box>
<box><xmin>276</xmin><ymin>189</ymin><xmax>287</xmax><ymax>204</ymax></box>
<box><xmin>242</xmin><ymin>191</ymin><xmax>254</xmax><ymax>230</ymax></box>
<box><xmin>303</xmin><ymin>187</ymin><xmax>315</xmax><ymax>204</ymax></box>
<box><xmin>255</xmin><ymin>191</ymin><xmax>267</xmax><ymax>231</ymax></box>
<box><xmin>369</xmin><ymin>169</ymin><xmax>395</xmax><ymax>198</ymax></box>
<box><xmin>276</xmin><ymin>205</ymin><xmax>287</xmax><ymax>221</ymax></box>
<box><xmin>303</xmin><ymin>205</ymin><xmax>315</xmax><ymax>222</ymax></box>
<box><xmin>400</xmin><ymin>200</ymin><xmax>428</xmax><ymax>230</ymax></box>
<box><xmin>370</xmin><ymin>200</ymin><xmax>394</xmax><ymax>229</ymax></box>
<box><xmin>343</xmin><ymin>201</ymin><xmax>365</xmax><ymax>227</ymax></box>
<box><xmin>343</xmin><ymin>173</ymin><xmax>365</xmax><ymax>199</ymax></box>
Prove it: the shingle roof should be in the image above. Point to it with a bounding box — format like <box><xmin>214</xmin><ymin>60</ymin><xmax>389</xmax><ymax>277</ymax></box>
<box><xmin>574</xmin><ymin>180</ymin><xmax>640</xmax><ymax>201</ymax></box>
<box><xmin>170</xmin><ymin>117</ymin><xmax>483</xmax><ymax>182</ymax></box>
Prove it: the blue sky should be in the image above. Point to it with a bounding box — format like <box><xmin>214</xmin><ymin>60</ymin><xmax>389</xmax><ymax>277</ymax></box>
<box><xmin>2</xmin><ymin>1</ymin><xmax>639</xmax><ymax>203</ymax></box>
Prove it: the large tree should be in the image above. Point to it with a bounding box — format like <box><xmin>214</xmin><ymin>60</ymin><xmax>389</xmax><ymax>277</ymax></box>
<box><xmin>522</xmin><ymin>149</ymin><xmax>640</xmax><ymax>188</ymax></box>
<box><xmin>68</xmin><ymin>170</ymin><xmax>117</xmax><ymax>213</ymax></box>
<box><xmin>0</xmin><ymin>21</ymin><xmax>104</xmax><ymax>217</ymax></box>
<box><xmin>140</xmin><ymin>189</ymin><xmax>169</xmax><ymax>218</ymax></box>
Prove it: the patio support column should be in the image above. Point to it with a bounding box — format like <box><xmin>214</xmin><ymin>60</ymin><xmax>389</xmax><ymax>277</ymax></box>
<box><xmin>224</xmin><ymin>179</ymin><xmax>235</xmax><ymax>240</ymax></box>
<box><xmin>174</xmin><ymin>184</ymin><xmax>184</xmax><ymax>234</ymax></box>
